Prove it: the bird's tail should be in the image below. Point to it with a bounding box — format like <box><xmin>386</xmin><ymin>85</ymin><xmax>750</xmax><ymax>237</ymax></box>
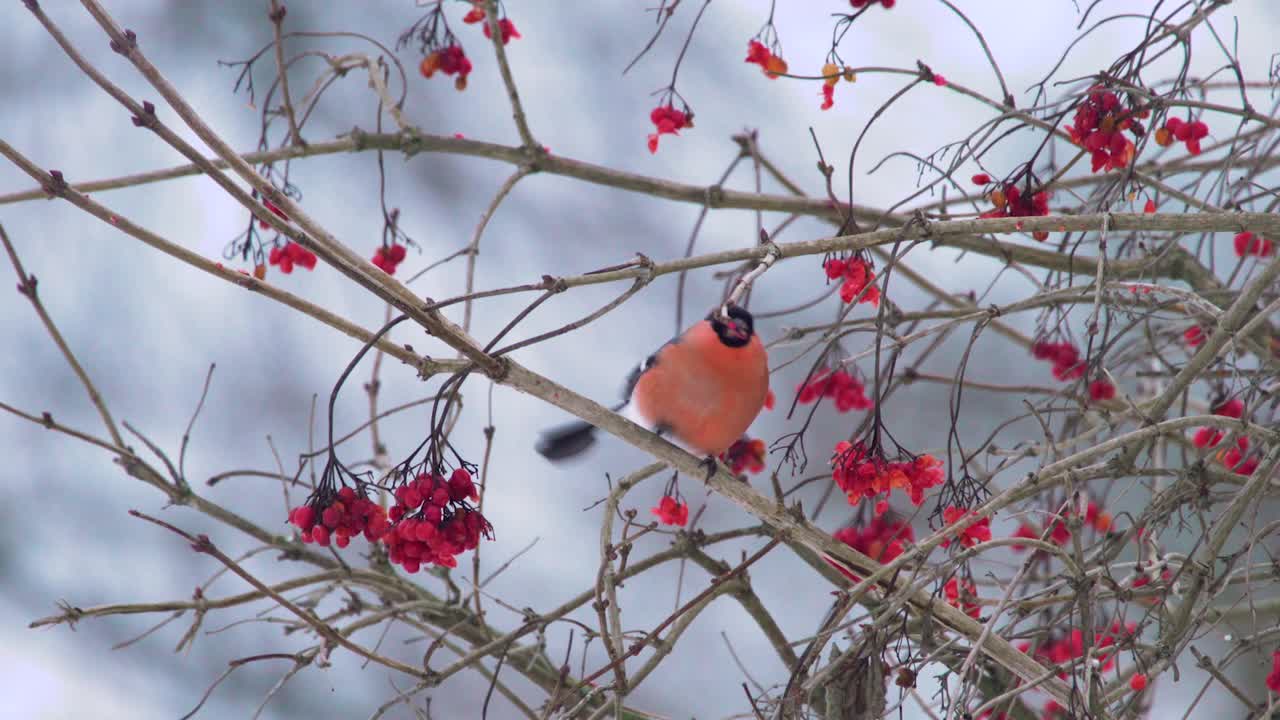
<box><xmin>535</xmin><ymin>419</ymin><xmax>598</xmax><ymax>460</ymax></box>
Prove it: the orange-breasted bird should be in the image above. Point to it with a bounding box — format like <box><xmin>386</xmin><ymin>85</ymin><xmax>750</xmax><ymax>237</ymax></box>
<box><xmin>536</xmin><ymin>305</ymin><xmax>770</xmax><ymax>461</ymax></box>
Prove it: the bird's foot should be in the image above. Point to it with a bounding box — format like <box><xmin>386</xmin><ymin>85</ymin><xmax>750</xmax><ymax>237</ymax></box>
<box><xmin>699</xmin><ymin>455</ymin><xmax>719</xmax><ymax>482</ymax></box>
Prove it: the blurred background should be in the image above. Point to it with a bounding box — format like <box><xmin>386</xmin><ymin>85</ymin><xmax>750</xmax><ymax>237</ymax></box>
<box><xmin>2</xmin><ymin>2</ymin><xmax>1277</xmax><ymax>718</ymax></box>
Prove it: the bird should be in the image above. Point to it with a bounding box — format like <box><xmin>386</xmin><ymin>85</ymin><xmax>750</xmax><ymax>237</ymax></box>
<box><xmin>536</xmin><ymin>304</ymin><xmax>769</xmax><ymax>462</ymax></box>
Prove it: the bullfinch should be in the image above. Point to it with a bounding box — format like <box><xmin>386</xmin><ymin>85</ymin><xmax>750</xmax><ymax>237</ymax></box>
<box><xmin>536</xmin><ymin>304</ymin><xmax>769</xmax><ymax>461</ymax></box>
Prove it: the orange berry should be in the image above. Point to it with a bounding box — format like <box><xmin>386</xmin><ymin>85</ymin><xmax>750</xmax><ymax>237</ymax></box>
<box><xmin>1154</xmin><ymin>127</ymin><xmax>1173</xmax><ymax>147</ymax></box>
<box><xmin>1094</xmin><ymin>512</ymin><xmax>1112</xmax><ymax>533</ymax></box>
<box><xmin>764</xmin><ymin>55</ymin><xmax>788</xmax><ymax>78</ymax></box>
<box><xmin>419</xmin><ymin>51</ymin><xmax>441</xmax><ymax>78</ymax></box>
<box><xmin>990</xmin><ymin>189</ymin><xmax>1007</xmax><ymax>209</ymax></box>
<box><xmin>822</xmin><ymin>62</ymin><xmax>840</xmax><ymax>87</ymax></box>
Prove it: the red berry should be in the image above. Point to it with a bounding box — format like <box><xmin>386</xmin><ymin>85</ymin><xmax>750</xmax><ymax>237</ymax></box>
<box><xmin>449</xmin><ymin>468</ymin><xmax>478</xmax><ymax>502</ymax></box>
<box><xmin>312</xmin><ymin>524</ymin><xmax>330</xmax><ymax>546</ymax></box>
<box><xmin>431</xmin><ymin>487</ymin><xmax>451</xmax><ymax>507</ymax></box>
<box><xmin>289</xmin><ymin>505</ymin><xmax>316</xmax><ymax>531</ymax></box>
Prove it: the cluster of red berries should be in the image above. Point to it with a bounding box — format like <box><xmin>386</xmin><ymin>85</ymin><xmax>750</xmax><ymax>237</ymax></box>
<box><xmin>1267</xmin><ymin>651</ymin><xmax>1280</xmax><ymax>693</ymax></box>
<box><xmin>976</xmin><ymin>178</ymin><xmax>1051</xmax><ymax>233</ymax></box>
<box><xmin>257</xmin><ymin>198</ymin><xmax>289</xmax><ymax>229</ymax></box>
<box><xmin>1234</xmin><ymin>231</ymin><xmax>1274</xmax><ymax>258</ymax></box>
<box><xmin>744</xmin><ymin>40</ymin><xmax>787</xmax><ymax>78</ymax></box>
<box><xmin>722</xmin><ymin>437</ymin><xmax>766</xmax><ymax>476</ymax></box>
<box><xmin>834</xmin><ymin>516</ymin><xmax>913</xmax><ymax>565</ymax></box>
<box><xmin>850</xmin><ymin>0</ymin><xmax>896</xmax><ymax>8</ymax></box>
<box><xmin>1131</xmin><ymin>565</ymin><xmax>1173</xmax><ymax>596</ymax></box>
<box><xmin>1066</xmin><ymin>86</ymin><xmax>1142</xmax><ymax>174</ymax></box>
<box><xmin>824</xmin><ymin>255</ymin><xmax>880</xmax><ymax>305</ymax></box>
<box><xmin>1019</xmin><ymin>622</ymin><xmax>1134</xmax><ymax>677</ymax></box>
<box><xmin>1219</xmin><ymin>436</ymin><xmax>1259</xmax><ymax>476</ymax></box>
<box><xmin>382</xmin><ymin>469</ymin><xmax>486</xmax><ymax>571</ymax></box>
<box><xmin>1011</xmin><ymin>501</ymin><xmax>1111</xmax><ymax>551</ymax></box>
<box><xmin>268</xmin><ymin>242</ymin><xmax>318</xmax><ymax>274</ymax></box>
<box><xmin>1088</xmin><ymin>378</ymin><xmax>1117</xmax><ymax>402</ymax></box>
<box><xmin>828</xmin><ymin>515</ymin><xmax>913</xmax><ymax>582</ymax></box>
<box><xmin>420</xmin><ymin>46</ymin><xmax>473</xmax><ymax>90</ymax></box>
<box><xmin>1183</xmin><ymin>325</ymin><xmax>1205</xmax><ymax>348</ymax></box>
<box><xmin>818</xmin><ymin>62</ymin><xmax>856</xmax><ymax>110</ymax></box>
<box><xmin>371</xmin><ymin>243</ymin><xmax>408</xmax><ymax>275</ymax></box>
<box><xmin>289</xmin><ymin>486</ymin><xmax>389</xmax><ymax>548</ymax></box>
<box><xmin>1031</xmin><ymin>339</ymin><xmax>1086</xmax><ymax>381</ymax></box>
<box><xmin>797</xmin><ymin>367</ymin><xmax>873</xmax><ymax>412</ymax></box>
<box><xmin>288</xmin><ymin>469</ymin><xmax>489</xmax><ymax>573</ymax></box>
<box><xmin>831</xmin><ymin>442</ymin><xmax>945</xmax><ymax>509</ymax></box>
<box><xmin>651</xmin><ymin>495</ymin><xmax>689</xmax><ymax>527</ymax></box>
<box><xmin>939</xmin><ymin>506</ymin><xmax>991</xmax><ymax>549</ymax></box>
<box><xmin>1153</xmin><ymin>116</ymin><xmax>1209</xmax><ymax>155</ymax></box>
<box><xmin>944</xmin><ymin>576</ymin><xmax>980</xmax><ymax>618</ymax></box>
<box><xmin>647</xmin><ymin>104</ymin><xmax>693</xmax><ymax>154</ymax></box>
<box><xmin>461</xmin><ymin>3</ymin><xmax>520</xmax><ymax>45</ymax></box>
<box><xmin>1191</xmin><ymin>398</ymin><xmax>1244</xmax><ymax>449</ymax></box>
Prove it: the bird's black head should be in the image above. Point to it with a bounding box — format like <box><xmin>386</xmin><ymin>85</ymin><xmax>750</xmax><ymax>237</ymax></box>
<box><xmin>708</xmin><ymin>304</ymin><xmax>755</xmax><ymax>348</ymax></box>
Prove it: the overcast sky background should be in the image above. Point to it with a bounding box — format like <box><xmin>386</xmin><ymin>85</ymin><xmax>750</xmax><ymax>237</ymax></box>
<box><xmin>3</xmin><ymin>2</ymin><xmax>1278</xmax><ymax>718</ymax></box>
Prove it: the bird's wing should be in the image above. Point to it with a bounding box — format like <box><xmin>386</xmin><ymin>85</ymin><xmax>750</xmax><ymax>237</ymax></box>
<box><xmin>620</xmin><ymin>333</ymin><xmax>682</xmax><ymax>403</ymax></box>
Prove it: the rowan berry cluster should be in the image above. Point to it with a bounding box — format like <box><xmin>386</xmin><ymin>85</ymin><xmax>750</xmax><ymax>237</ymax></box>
<box><xmin>288</xmin><ymin>466</ymin><xmax>490</xmax><ymax>573</ymax></box>
<box><xmin>797</xmin><ymin>367</ymin><xmax>873</xmax><ymax>412</ymax></box>
<box><xmin>944</xmin><ymin>577</ymin><xmax>980</xmax><ymax>618</ymax></box>
<box><xmin>831</xmin><ymin>442</ymin><xmax>945</xmax><ymax>510</ymax></box>
<box><xmin>1220</xmin><ymin>436</ymin><xmax>1259</xmax><ymax>476</ymax></box>
<box><xmin>1267</xmin><ymin>652</ymin><xmax>1280</xmax><ymax>693</ymax></box>
<box><xmin>1190</xmin><ymin>398</ymin><xmax>1244</xmax><ymax>449</ymax></box>
<box><xmin>382</xmin><ymin>468</ymin><xmax>487</xmax><ymax>571</ymax></box>
<box><xmin>288</xmin><ymin>485</ymin><xmax>388</xmax><ymax>548</ymax></box>
<box><xmin>1088</xmin><ymin>378</ymin><xmax>1116</xmax><ymax>402</ymax></box>
<box><xmin>818</xmin><ymin>62</ymin><xmax>856</xmax><ymax>110</ymax></box>
<box><xmin>1030</xmin><ymin>339</ymin><xmax>1086</xmax><ymax>381</ymax></box>
<box><xmin>1234</xmin><ymin>231</ymin><xmax>1274</xmax><ymax>258</ymax></box>
<box><xmin>420</xmin><ymin>45</ymin><xmax>472</xmax><ymax>90</ymax></box>
<box><xmin>268</xmin><ymin>242</ymin><xmax>317</xmax><ymax>274</ymax></box>
<box><xmin>975</xmin><ymin>177</ymin><xmax>1050</xmax><ymax>234</ymax></box>
<box><xmin>824</xmin><ymin>255</ymin><xmax>880</xmax><ymax>305</ymax></box>
<box><xmin>371</xmin><ymin>243</ymin><xmax>408</xmax><ymax>275</ymax></box>
<box><xmin>1066</xmin><ymin>86</ymin><xmax>1144</xmax><ymax>173</ymax></box>
<box><xmin>647</xmin><ymin>104</ymin><xmax>693</xmax><ymax>154</ymax></box>
<box><xmin>850</xmin><ymin>0</ymin><xmax>896</xmax><ymax>8</ymax></box>
<box><xmin>651</xmin><ymin>495</ymin><xmax>689</xmax><ymax>526</ymax></box>
<box><xmin>1183</xmin><ymin>325</ymin><xmax>1205</xmax><ymax>348</ymax></box>
<box><xmin>939</xmin><ymin>506</ymin><xmax>990</xmax><ymax>549</ymax></box>
<box><xmin>1011</xmin><ymin>501</ymin><xmax>1111</xmax><ymax>551</ymax></box>
<box><xmin>744</xmin><ymin>40</ymin><xmax>787</xmax><ymax>79</ymax></box>
<box><xmin>722</xmin><ymin>437</ymin><xmax>767</xmax><ymax>476</ymax></box>
<box><xmin>257</xmin><ymin>198</ymin><xmax>289</xmax><ymax>229</ymax></box>
<box><xmin>461</xmin><ymin>2</ymin><xmax>520</xmax><ymax>45</ymax></box>
<box><xmin>1021</xmin><ymin>621</ymin><xmax>1134</xmax><ymax>677</ymax></box>
<box><xmin>1153</xmin><ymin>116</ymin><xmax>1209</xmax><ymax>155</ymax></box>
<box><xmin>826</xmin><ymin>515</ymin><xmax>913</xmax><ymax>582</ymax></box>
